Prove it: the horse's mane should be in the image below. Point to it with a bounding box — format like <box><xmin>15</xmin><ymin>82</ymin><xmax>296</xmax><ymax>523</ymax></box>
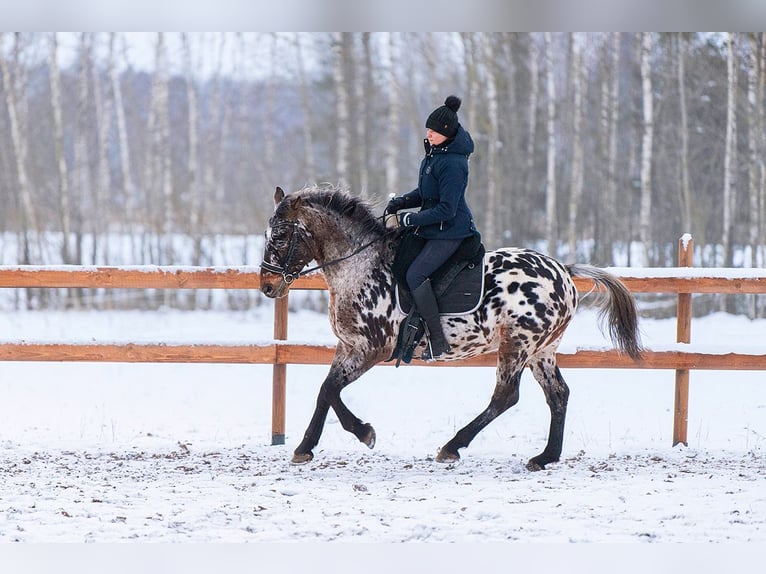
<box><xmin>281</xmin><ymin>184</ymin><xmax>393</xmax><ymax>239</ymax></box>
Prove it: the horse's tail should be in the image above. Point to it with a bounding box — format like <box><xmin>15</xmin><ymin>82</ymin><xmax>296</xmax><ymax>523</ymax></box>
<box><xmin>567</xmin><ymin>264</ymin><xmax>643</xmax><ymax>360</ymax></box>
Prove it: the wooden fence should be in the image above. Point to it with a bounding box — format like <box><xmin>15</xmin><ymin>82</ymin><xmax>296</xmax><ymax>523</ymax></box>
<box><xmin>1</xmin><ymin>237</ymin><xmax>766</xmax><ymax>447</ymax></box>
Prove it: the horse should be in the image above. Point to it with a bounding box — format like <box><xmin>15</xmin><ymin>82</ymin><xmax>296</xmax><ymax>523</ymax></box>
<box><xmin>260</xmin><ymin>185</ymin><xmax>642</xmax><ymax>470</ymax></box>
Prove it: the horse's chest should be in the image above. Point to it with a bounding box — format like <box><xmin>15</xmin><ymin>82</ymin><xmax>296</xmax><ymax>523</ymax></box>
<box><xmin>328</xmin><ymin>279</ymin><xmax>395</xmax><ymax>347</ymax></box>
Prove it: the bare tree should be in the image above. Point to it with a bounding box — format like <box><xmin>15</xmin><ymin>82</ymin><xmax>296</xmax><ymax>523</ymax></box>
<box><xmin>385</xmin><ymin>33</ymin><xmax>400</xmax><ymax>198</ymax></box>
<box><xmin>524</xmin><ymin>34</ymin><xmax>540</xmax><ymax>240</ymax></box>
<box><xmin>92</xmin><ymin>33</ymin><xmax>114</xmax><ymax>265</ymax></box>
<box><xmin>722</xmin><ymin>32</ymin><xmax>738</xmax><ymax>269</ymax></box>
<box><xmin>332</xmin><ymin>32</ymin><xmax>350</xmax><ymax>188</ymax></box>
<box><xmin>182</xmin><ymin>33</ymin><xmax>202</xmax><ymax>265</ymax></box>
<box><xmin>482</xmin><ymin>34</ymin><xmax>500</xmax><ymax>248</ymax></box>
<box><xmin>294</xmin><ymin>33</ymin><xmax>316</xmax><ymax>183</ymax></box>
<box><xmin>677</xmin><ymin>33</ymin><xmax>693</xmax><ymax>237</ymax></box>
<box><xmin>567</xmin><ymin>33</ymin><xmax>586</xmax><ymax>262</ymax></box>
<box><xmin>545</xmin><ymin>33</ymin><xmax>557</xmax><ymax>256</ymax></box>
<box><xmin>0</xmin><ymin>33</ymin><xmax>42</xmax><ymax>264</ymax></box>
<box><xmin>143</xmin><ymin>32</ymin><xmax>173</xmax><ymax>265</ymax></box>
<box><xmin>110</xmin><ymin>33</ymin><xmax>136</xmax><ymax>257</ymax></box>
<box><xmin>595</xmin><ymin>32</ymin><xmax>620</xmax><ymax>264</ymax></box>
<box><xmin>73</xmin><ymin>33</ymin><xmax>92</xmax><ymax>266</ymax></box>
<box><xmin>48</xmin><ymin>33</ymin><xmax>73</xmax><ymax>264</ymax></box>
<box><xmin>639</xmin><ymin>32</ymin><xmax>654</xmax><ymax>265</ymax></box>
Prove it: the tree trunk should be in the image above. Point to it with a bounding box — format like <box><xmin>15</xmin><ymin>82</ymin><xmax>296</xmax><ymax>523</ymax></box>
<box><xmin>48</xmin><ymin>33</ymin><xmax>73</xmax><ymax>264</ymax></box>
<box><xmin>677</xmin><ymin>34</ymin><xmax>693</xmax><ymax>237</ymax></box>
<box><xmin>295</xmin><ymin>33</ymin><xmax>316</xmax><ymax>183</ymax></box>
<box><xmin>524</xmin><ymin>34</ymin><xmax>539</xmax><ymax>243</ymax></box>
<box><xmin>385</xmin><ymin>33</ymin><xmax>400</xmax><ymax>198</ymax></box>
<box><xmin>747</xmin><ymin>34</ymin><xmax>762</xmax><ymax>317</ymax></box>
<box><xmin>639</xmin><ymin>32</ymin><xmax>654</xmax><ymax>265</ymax></box>
<box><xmin>722</xmin><ymin>32</ymin><xmax>738</xmax><ymax>269</ymax></box>
<box><xmin>332</xmin><ymin>32</ymin><xmax>350</xmax><ymax>188</ymax></box>
<box><xmin>596</xmin><ymin>32</ymin><xmax>620</xmax><ymax>265</ymax></box>
<box><xmin>567</xmin><ymin>33</ymin><xmax>585</xmax><ymax>263</ymax></box>
<box><xmin>182</xmin><ymin>33</ymin><xmax>202</xmax><ymax>266</ymax></box>
<box><xmin>92</xmin><ymin>32</ymin><xmax>113</xmax><ymax>266</ymax></box>
<box><xmin>0</xmin><ymin>33</ymin><xmax>42</xmax><ymax>266</ymax></box>
<box><xmin>72</xmin><ymin>33</ymin><xmax>91</xmax><ymax>268</ymax></box>
<box><xmin>355</xmin><ymin>33</ymin><xmax>371</xmax><ymax>197</ymax></box>
<box><xmin>544</xmin><ymin>33</ymin><xmax>557</xmax><ymax>257</ymax></box>
<box><xmin>748</xmin><ymin>33</ymin><xmax>761</xmax><ymax>268</ymax></box>
<box><xmin>110</xmin><ymin>33</ymin><xmax>137</xmax><ymax>260</ymax></box>
<box><xmin>482</xmin><ymin>34</ymin><xmax>500</xmax><ymax>248</ymax></box>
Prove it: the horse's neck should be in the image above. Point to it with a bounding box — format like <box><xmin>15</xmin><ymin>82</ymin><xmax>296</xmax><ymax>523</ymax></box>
<box><xmin>307</xmin><ymin>214</ymin><xmax>391</xmax><ymax>294</ymax></box>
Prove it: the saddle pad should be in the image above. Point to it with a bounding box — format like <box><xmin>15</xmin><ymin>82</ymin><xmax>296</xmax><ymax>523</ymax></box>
<box><xmin>396</xmin><ymin>255</ymin><xmax>485</xmax><ymax>316</ymax></box>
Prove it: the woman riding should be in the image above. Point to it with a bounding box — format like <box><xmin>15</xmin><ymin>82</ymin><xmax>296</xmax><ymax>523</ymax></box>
<box><xmin>385</xmin><ymin>95</ymin><xmax>478</xmax><ymax>360</ymax></box>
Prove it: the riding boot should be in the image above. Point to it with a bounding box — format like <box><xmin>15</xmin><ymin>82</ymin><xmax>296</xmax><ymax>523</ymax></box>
<box><xmin>412</xmin><ymin>279</ymin><xmax>451</xmax><ymax>360</ymax></box>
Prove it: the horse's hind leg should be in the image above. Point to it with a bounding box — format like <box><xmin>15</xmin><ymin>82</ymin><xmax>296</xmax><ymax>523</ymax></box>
<box><xmin>527</xmin><ymin>354</ymin><xmax>570</xmax><ymax>471</ymax></box>
<box><xmin>436</xmin><ymin>335</ymin><xmax>525</xmax><ymax>463</ymax></box>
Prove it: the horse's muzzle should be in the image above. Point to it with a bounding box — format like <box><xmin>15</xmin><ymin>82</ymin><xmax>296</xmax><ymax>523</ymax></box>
<box><xmin>260</xmin><ymin>276</ymin><xmax>289</xmax><ymax>299</ymax></box>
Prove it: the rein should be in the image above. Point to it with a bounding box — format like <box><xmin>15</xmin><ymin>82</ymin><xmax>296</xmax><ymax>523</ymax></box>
<box><xmin>260</xmin><ymin>217</ymin><xmax>388</xmax><ymax>284</ymax></box>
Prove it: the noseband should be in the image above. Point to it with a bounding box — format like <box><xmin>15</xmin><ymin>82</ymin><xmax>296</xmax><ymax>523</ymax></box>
<box><xmin>260</xmin><ymin>221</ymin><xmax>312</xmax><ymax>284</ymax></box>
<box><xmin>260</xmin><ymin>217</ymin><xmax>387</xmax><ymax>284</ymax></box>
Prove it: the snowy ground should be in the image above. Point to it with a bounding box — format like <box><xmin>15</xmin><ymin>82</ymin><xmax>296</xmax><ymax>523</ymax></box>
<box><xmin>0</xmin><ymin>306</ymin><xmax>764</xmax><ymax>543</ymax></box>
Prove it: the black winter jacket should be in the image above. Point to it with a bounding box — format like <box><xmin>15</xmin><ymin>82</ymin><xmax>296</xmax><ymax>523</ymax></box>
<box><xmin>398</xmin><ymin>125</ymin><xmax>477</xmax><ymax>240</ymax></box>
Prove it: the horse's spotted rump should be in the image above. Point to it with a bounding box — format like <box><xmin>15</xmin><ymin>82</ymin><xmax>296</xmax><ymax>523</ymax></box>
<box><xmin>260</xmin><ymin>186</ymin><xmax>642</xmax><ymax>468</ymax></box>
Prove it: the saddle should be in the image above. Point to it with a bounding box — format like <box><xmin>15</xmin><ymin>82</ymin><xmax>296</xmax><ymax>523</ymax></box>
<box><xmin>389</xmin><ymin>230</ymin><xmax>485</xmax><ymax>365</ymax></box>
<box><xmin>392</xmin><ymin>229</ymin><xmax>485</xmax><ymax>315</ymax></box>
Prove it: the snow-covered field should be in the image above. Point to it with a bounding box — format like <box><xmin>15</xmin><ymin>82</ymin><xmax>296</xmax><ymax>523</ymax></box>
<box><xmin>0</xmin><ymin>306</ymin><xmax>764</xmax><ymax>543</ymax></box>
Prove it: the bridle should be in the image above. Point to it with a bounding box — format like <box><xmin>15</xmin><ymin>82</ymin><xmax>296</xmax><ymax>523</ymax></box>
<box><xmin>260</xmin><ymin>218</ymin><xmax>387</xmax><ymax>284</ymax></box>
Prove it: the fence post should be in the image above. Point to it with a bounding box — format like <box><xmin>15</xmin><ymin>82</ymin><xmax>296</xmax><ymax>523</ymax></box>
<box><xmin>271</xmin><ymin>293</ymin><xmax>289</xmax><ymax>445</ymax></box>
<box><xmin>673</xmin><ymin>234</ymin><xmax>693</xmax><ymax>446</ymax></box>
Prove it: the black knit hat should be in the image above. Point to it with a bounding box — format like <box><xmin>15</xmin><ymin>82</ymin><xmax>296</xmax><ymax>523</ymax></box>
<box><xmin>425</xmin><ymin>95</ymin><xmax>461</xmax><ymax>138</ymax></box>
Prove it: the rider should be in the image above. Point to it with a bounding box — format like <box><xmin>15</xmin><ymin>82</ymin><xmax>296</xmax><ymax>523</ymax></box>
<box><xmin>385</xmin><ymin>95</ymin><xmax>478</xmax><ymax>360</ymax></box>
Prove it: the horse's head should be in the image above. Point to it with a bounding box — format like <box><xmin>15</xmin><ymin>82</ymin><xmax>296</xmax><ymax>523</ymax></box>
<box><xmin>260</xmin><ymin>187</ymin><xmax>315</xmax><ymax>298</ymax></box>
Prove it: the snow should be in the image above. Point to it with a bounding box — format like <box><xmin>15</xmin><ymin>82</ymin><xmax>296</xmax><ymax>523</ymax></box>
<box><xmin>0</xmin><ymin>307</ymin><xmax>765</xmax><ymax>544</ymax></box>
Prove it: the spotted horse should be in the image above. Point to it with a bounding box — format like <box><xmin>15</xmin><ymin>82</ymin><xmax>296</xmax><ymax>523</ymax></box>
<box><xmin>260</xmin><ymin>185</ymin><xmax>643</xmax><ymax>470</ymax></box>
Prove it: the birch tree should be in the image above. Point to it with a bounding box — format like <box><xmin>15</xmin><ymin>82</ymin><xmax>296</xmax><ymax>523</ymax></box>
<box><xmin>48</xmin><ymin>32</ymin><xmax>73</xmax><ymax>264</ymax></box>
<box><xmin>73</xmin><ymin>33</ymin><xmax>92</xmax><ymax>266</ymax></box>
<box><xmin>332</xmin><ymin>32</ymin><xmax>350</xmax><ymax>188</ymax></box>
<box><xmin>746</xmin><ymin>34</ymin><xmax>763</xmax><ymax>317</ymax></box>
<box><xmin>92</xmin><ymin>32</ymin><xmax>114</xmax><ymax>265</ymax></box>
<box><xmin>143</xmin><ymin>32</ymin><xmax>173</xmax><ymax>264</ymax></box>
<box><xmin>295</xmin><ymin>33</ymin><xmax>316</xmax><ymax>183</ymax></box>
<box><xmin>677</xmin><ymin>33</ymin><xmax>693</xmax><ymax>237</ymax></box>
<box><xmin>524</xmin><ymin>35</ymin><xmax>539</xmax><ymax>240</ymax></box>
<box><xmin>182</xmin><ymin>33</ymin><xmax>202</xmax><ymax>265</ymax></box>
<box><xmin>482</xmin><ymin>34</ymin><xmax>500</xmax><ymax>248</ymax></box>
<box><xmin>0</xmin><ymin>33</ymin><xmax>42</xmax><ymax>264</ymax></box>
<box><xmin>596</xmin><ymin>32</ymin><xmax>620</xmax><ymax>264</ymax></box>
<box><xmin>639</xmin><ymin>32</ymin><xmax>654</xmax><ymax>265</ymax></box>
<box><xmin>722</xmin><ymin>32</ymin><xmax>738</xmax><ymax>268</ymax></box>
<box><xmin>747</xmin><ymin>34</ymin><xmax>763</xmax><ymax>267</ymax></box>
<box><xmin>110</xmin><ymin>33</ymin><xmax>138</xmax><ymax>260</ymax></box>
<box><xmin>567</xmin><ymin>33</ymin><xmax>585</xmax><ymax>262</ymax></box>
<box><xmin>544</xmin><ymin>32</ymin><xmax>557</xmax><ymax>256</ymax></box>
<box><xmin>385</xmin><ymin>33</ymin><xmax>400</xmax><ymax>198</ymax></box>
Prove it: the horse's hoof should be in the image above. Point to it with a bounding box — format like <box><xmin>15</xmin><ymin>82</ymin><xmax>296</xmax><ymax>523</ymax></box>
<box><xmin>526</xmin><ymin>455</ymin><xmax>556</xmax><ymax>471</ymax></box>
<box><xmin>435</xmin><ymin>448</ymin><xmax>460</xmax><ymax>463</ymax></box>
<box><xmin>291</xmin><ymin>451</ymin><xmax>314</xmax><ymax>465</ymax></box>
<box><xmin>360</xmin><ymin>423</ymin><xmax>376</xmax><ymax>449</ymax></box>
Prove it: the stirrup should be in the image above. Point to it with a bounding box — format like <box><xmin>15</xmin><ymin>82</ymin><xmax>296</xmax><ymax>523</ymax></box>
<box><xmin>420</xmin><ymin>334</ymin><xmax>451</xmax><ymax>362</ymax></box>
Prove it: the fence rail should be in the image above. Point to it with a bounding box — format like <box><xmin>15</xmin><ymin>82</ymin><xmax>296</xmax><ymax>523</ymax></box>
<box><xmin>1</xmin><ymin>237</ymin><xmax>766</xmax><ymax>447</ymax></box>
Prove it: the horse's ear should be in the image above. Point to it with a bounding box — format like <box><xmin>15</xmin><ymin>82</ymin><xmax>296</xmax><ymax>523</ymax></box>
<box><xmin>274</xmin><ymin>186</ymin><xmax>285</xmax><ymax>205</ymax></box>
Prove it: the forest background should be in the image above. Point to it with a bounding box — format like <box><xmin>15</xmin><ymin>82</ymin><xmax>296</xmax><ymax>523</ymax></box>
<box><xmin>0</xmin><ymin>32</ymin><xmax>763</xmax><ymax>312</ymax></box>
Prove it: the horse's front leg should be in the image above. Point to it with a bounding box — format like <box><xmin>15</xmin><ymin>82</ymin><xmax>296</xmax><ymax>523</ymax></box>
<box><xmin>292</xmin><ymin>344</ymin><xmax>381</xmax><ymax>464</ymax></box>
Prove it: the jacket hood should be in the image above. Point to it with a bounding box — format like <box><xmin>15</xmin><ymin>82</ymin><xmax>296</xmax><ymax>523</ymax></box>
<box><xmin>425</xmin><ymin>125</ymin><xmax>474</xmax><ymax>157</ymax></box>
